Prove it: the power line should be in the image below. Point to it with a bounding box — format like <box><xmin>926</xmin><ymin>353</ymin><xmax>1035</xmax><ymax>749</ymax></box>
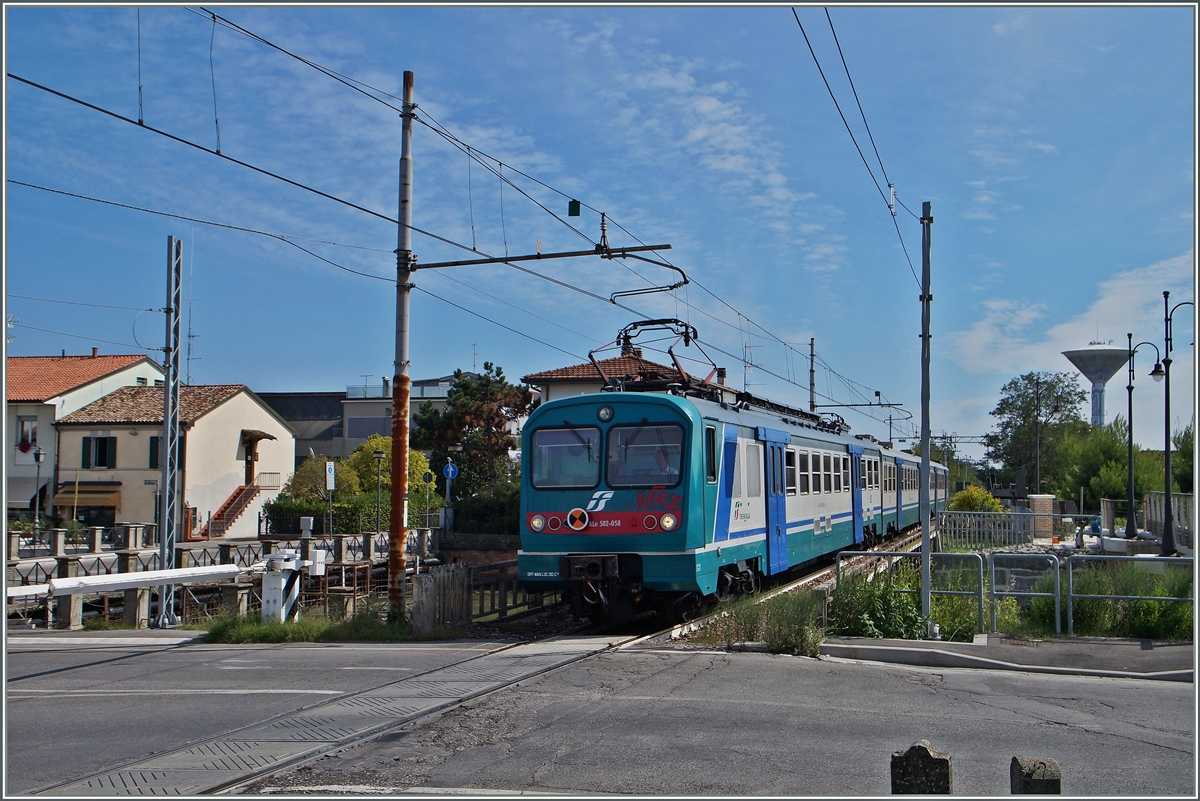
<box><xmin>789</xmin><ymin>8</ymin><xmax>920</xmax><ymax>288</ymax></box>
<box><xmin>826</xmin><ymin>8</ymin><xmax>891</xmax><ymax>190</ymax></box>
<box><xmin>8</xmin><ymin>293</ymin><xmax>159</xmax><ymax>312</ymax></box>
<box><xmin>9</xmin><ymin>322</ymin><xmax>157</xmax><ymax>352</ymax></box>
<box><xmin>413</xmin><ymin>286</ymin><xmax>585</xmax><ymax>362</ymax></box>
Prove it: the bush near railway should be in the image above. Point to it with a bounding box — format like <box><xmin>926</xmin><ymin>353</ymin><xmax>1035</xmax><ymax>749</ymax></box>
<box><xmin>204</xmin><ymin>609</ymin><xmax>414</xmax><ymax>644</ymax></box>
<box><xmin>947</xmin><ymin>485</ymin><xmax>1007</xmax><ymax>513</ymax></box>
<box><xmin>827</xmin><ymin>560</ymin><xmax>981</xmax><ymax>643</ymax></box>
<box><xmin>1017</xmin><ymin>561</ymin><xmax>1193</xmax><ymax>640</ymax></box>
<box><xmin>698</xmin><ymin>590</ymin><xmax>824</xmax><ymax>657</ymax></box>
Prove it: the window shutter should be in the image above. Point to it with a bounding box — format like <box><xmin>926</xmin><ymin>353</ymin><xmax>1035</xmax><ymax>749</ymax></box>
<box><xmin>150</xmin><ymin>436</ymin><xmax>160</xmax><ymax>469</ymax></box>
<box><xmin>81</xmin><ymin>436</ymin><xmax>92</xmax><ymax>469</ymax></box>
<box><xmin>107</xmin><ymin>436</ymin><xmax>117</xmax><ymax>468</ymax></box>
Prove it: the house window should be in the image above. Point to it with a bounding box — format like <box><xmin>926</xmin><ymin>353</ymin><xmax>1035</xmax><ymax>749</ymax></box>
<box><xmin>17</xmin><ymin>415</ymin><xmax>37</xmax><ymax>448</ymax></box>
<box><xmin>136</xmin><ymin>377</ymin><xmax>148</xmax><ymax>386</ymax></box>
<box><xmin>154</xmin><ymin>379</ymin><xmax>164</xmax><ymax>387</ymax></box>
<box><xmin>150</xmin><ymin>436</ymin><xmax>160</xmax><ymax>469</ymax></box>
<box><xmin>81</xmin><ymin>436</ymin><xmax>117</xmax><ymax>469</ymax></box>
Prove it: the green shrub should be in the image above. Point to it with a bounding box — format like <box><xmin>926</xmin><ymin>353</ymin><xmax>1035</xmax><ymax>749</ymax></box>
<box><xmin>828</xmin><ymin>564</ymin><xmax>926</xmax><ymax>640</ymax></box>
<box><xmin>694</xmin><ymin>590</ymin><xmax>823</xmax><ymax>657</ymax></box>
<box><xmin>948</xmin><ymin>485</ymin><xmax>1007</xmax><ymax>513</ymax></box>
<box><xmin>1002</xmin><ymin>562</ymin><xmax>1192</xmax><ymax>640</ymax></box>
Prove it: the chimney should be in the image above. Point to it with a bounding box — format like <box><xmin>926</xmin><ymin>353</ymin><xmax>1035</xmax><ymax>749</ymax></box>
<box><xmin>383</xmin><ymin>377</ymin><xmax>391</xmax><ymax>395</ymax></box>
<box><xmin>61</xmin><ymin>349</ymin><xmax>66</xmax><ymax>358</ymax></box>
<box><xmin>92</xmin><ymin>347</ymin><xmax>98</xmax><ymax>357</ymax></box>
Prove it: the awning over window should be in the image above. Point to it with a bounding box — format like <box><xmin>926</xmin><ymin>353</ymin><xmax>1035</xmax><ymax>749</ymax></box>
<box><xmin>49</xmin><ymin>490</ymin><xmax>122</xmax><ymax>508</ymax></box>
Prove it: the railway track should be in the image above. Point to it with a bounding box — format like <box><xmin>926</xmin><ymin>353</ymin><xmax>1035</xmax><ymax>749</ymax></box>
<box><xmin>33</xmin><ymin>531</ymin><xmax>926</xmax><ymax>796</ymax></box>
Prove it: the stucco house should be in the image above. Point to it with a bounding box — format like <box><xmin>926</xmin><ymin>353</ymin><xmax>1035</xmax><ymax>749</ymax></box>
<box><xmin>53</xmin><ymin>384</ymin><xmax>294</xmax><ymax>538</ymax></box>
<box><xmin>6</xmin><ymin>351</ymin><xmax>164</xmax><ymax>519</ymax></box>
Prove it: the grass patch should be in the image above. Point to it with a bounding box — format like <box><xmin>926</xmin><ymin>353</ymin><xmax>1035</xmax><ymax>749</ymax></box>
<box><xmin>1017</xmin><ymin>561</ymin><xmax>1192</xmax><ymax>640</ymax></box>
<box><xmin>827</xmin><ymin>560</ymin><xmax>982</xmax><ymax>643</ymax></box>
<box><xmin>693</xmin><ymin>589</ymin><xmax>824</xmax><ymax>657</ymax></box>
<box><xmin>204</xmin><ymin>609</ymin><xmax>413</xmax><ymax>644</ymax></box>
<box><xmin>82</xmin><ymin>617</ymin><xmax>137</xmax><ymax>631</ymax></box>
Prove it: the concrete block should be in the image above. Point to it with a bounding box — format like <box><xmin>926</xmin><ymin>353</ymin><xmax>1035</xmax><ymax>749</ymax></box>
<box><xmin>54</xmin><ymin>593</ymin><xmax>83</xmax><ymax>631</ymax></box>
<box><xmin>891</xmin><ymin>740</ymin><xmax>952</xmax><ymax>794</ymax></box>
<box><xmin>1010</xmin><ymin>756</ymin><xmax>1061</xmax><ymax>794</ymax></box>
<box><xmin>124</xmin><ymin>588</ymin><xmax>150</xmax><ymax>629</ymax></box>
<box><xmin>223</xmin><ymin>585</ymin><xmax>250</xmax><ymax>618</ymax></box>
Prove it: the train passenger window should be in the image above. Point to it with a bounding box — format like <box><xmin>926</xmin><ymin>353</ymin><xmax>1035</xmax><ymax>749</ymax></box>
<box><xmin>823</xmin><ymin>453</ymin><xmax>833</xmax><ymax>493</ymax></box>
<box><xmin>530</xmin><ymin>427</ymin><xmax>601</xmax><ymax>489</ymax></box>
<box><xmin>843</xmin><ymin>458</ymin><xmax>851</xmax><ymax>492</ymax></box>
<box><xmin>797</xmin><ymin>452</ymin><xmax>810</xmax><ymax>494</ymax></box>
<box><xmin>784</xmin><ymin>449</ymin><xmax>797</xmax><ymax>496</ymax></box>
<box><xmin>833</xmin><ymin>455</ymin><xmax>842</xmax><ymax>492</ymax></box>
<box><xmin>607</xmin><ymin>424</ymin><xmax>684</xmax><ymax>488</ymax></box>
<box><xmin>744</xmin><ymin>443</ymin><xmax>762</xmax><ymax>497</ymax></box>
<box><xmin>705</xmin><ymin>426</ymin><xmax>717</xmax><ymax>484</ymax></box>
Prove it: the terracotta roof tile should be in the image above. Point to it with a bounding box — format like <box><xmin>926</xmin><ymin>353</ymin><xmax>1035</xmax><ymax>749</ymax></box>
<box><xmin>523</xmin><ymin>354</ymin><xmax>677</xmax><ymax>383</ymax></box>
<box><xmin>6</xmin><ymin>355</ymin><xmax>158</xmax><ymax>402</ymax></box>
<box><xmin>55</xmin><ymin>385</ymin><xmax>246</xmax><ymax>426</ymax></box>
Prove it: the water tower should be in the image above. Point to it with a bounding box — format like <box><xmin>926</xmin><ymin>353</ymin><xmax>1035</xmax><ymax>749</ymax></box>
<box><xmin>1062</xmin><ymin>342</ymin><xmax>1130</xmax><ymax>427</ymax></box>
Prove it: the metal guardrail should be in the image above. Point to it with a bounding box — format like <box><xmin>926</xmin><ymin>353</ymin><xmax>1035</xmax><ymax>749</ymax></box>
<box><xmin>835</xmin><ymin>550</ymin><xmax>986</xmax><ymax>634</ymax></box>
<box><xmin>988</xmin><ymin>552</ymin><xmax>1061</xmax><ymax>635</ymax></box>
<box><xmin>1065</xmin><ymin>554</ymin><xmax>1194</xmax><ymax>635</ymax></box>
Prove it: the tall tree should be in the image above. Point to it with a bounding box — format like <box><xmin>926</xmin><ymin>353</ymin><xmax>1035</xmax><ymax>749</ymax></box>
<box><xmin>983</xmin><ymin>371</ymin><xmax>1087</xmax><ymax>492</ymax></box>
<box><xmin>281</xmin><ymin>455</ymin><xmax>360</xmax><ymax>501</ymax></box>
<box><xmin>412</xmin><ymin>363</ymin><xmax>534</xmax><ymax>489</ymax></box>
<box><xmin>344</xmin><ymin>434</ymin><xmax>440</xmax><ymax>524</ymax></box>
<box><xmin>1173</xmin><ymin>423</ymin><xmax>1193</xmax><ymax>494</ymax></box>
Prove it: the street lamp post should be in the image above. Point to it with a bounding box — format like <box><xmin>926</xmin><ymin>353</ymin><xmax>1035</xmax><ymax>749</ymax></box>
<box><xmin>1125</xmin><ymin>333</ymin><xmax>1164</xmax><ymax>539</ymax></box>
<box><xmin>1161</xmin><ymin>292</ymin><xmax>1193</xmax><ymax>556</ymax></box>
<box><xmin>373</xmin><ymin>450</ymin><xmax>385</xmax><ymax>562</ymax></box>
<box><xmin>32</xmin><ymin>448</ymin><xmax>44</xmax><ymax>546</ymax></box>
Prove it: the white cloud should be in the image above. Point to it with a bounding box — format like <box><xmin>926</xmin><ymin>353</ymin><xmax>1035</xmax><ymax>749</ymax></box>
<box><xmin>950</xmin><ymin>251</ymin><xmax>1195</xmax><ymax>377</ymax></box>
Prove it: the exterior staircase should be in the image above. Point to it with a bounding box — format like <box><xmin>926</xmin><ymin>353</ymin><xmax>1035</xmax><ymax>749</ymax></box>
<box><xmin>200</xmin><ymin>484</ymin><xmax>261</xmax><ymax>539</ymax></box>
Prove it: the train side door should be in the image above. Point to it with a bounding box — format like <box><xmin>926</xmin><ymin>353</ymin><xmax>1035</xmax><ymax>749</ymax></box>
<box><xmin>849</xmin><ymin>445</ymin><xmax>865</xmax><ymax>545</ymax></box>
<box><xmin>757</xmin><ymin>427</ymin><xmax>790</xmax><ymax>575</ymax></box>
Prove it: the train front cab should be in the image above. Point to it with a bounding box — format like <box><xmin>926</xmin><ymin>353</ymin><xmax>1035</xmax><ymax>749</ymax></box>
<box><xmin>517</xmin><ymin>394</ymin><xmax>708</xmax><ymax>619</ymax></box>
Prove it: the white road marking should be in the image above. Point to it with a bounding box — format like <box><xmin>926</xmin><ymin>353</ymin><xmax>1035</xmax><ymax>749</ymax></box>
<box><xmin>339</xmin><ymin>666</ymin><xmax>413</xmax><ymax>671</ymax></box>
<box><xmin>8</xmin><ymin>688</ymin><xmax>343</xmax><ymax>696</ymax></box>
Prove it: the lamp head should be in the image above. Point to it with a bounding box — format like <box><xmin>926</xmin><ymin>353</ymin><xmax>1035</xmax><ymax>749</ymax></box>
<box><xmin>373</xmin><ymin>450</ymin><xmax>386</xmax><ymax>460</ymax></box>
<box><xmin>1150</xmin><ymin>362</ymin><xmax>1165</xmax><ymax>382</ymax></box>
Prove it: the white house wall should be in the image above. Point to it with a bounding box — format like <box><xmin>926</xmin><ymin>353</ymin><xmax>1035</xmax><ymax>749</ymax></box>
<box><xmin>186</xmin><ymin>391</ymin><xmax>294</xmax><ymax>533</ymax></box>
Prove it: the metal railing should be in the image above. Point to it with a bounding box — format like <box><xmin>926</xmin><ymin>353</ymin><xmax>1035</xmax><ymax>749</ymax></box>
<box><xmin>836</xmin><ymin>550</ymin><xmax>986</xmax><ymax>633</ymax></box>
<box><xmin>1065</xmin><ymin>554</ymin><xmax>1194</xmax><ymax>634</ymax></box>
<box><xmin>937</xmin><ymin>510</ymin><xmax>1082</xmax><ymax>552</ymax></box>
<box><xmin>988</xmin><ymin>552</ymin><xmax>1061</xmax><ymax>635</ymax></box>
<box><xmin>254</xmin><ymin>472</ymin><xmax>282</xmax><ymax>490</ymax></box>
<box><xmin>1143</xmin><ymin>492</ymin><xmax>1194</xmax><ymax>550</ymax></box>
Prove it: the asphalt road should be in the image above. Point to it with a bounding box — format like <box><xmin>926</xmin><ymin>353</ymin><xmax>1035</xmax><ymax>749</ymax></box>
<box><xmin>5</xmin><ymin>632</ymin><xmax>1194</xmax><ymax>796</ymax></box>
<box><xmin>237</xmin><ymin>647</ymin><xmax>1195</xmax><ymax>796</ymax></box>
<box><xmin>4</xmin><ymin>633</ymin><xmax>507</xmax><ymax>795</ymax></box>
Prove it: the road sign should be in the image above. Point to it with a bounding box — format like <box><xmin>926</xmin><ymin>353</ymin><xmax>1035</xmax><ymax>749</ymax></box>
<box><xmin>326</xmin><ymin>461</ymin><xmax>336</xmax><ymax>491</ymax></box>
<box><xmin>423</xmin><ymin>471</ymin><xmax>434</xmax><ymax>484</ymax></box>
<box><xmin>443</xmin><ymin>462</ymin><xmax>459</xmax><ymax>480</ymax></box>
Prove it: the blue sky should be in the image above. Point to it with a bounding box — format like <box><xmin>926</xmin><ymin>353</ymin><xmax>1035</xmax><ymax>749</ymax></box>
<box><xmin>4</xmin><ymin>4</ymin><xmax>1195</xmax><ymax>462</ymax></box>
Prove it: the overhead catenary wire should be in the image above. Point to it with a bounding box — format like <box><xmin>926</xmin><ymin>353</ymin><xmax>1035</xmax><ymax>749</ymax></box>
<box><xmin>10</xmin><ymin>50</ymin><xmax>903</xmax><ymax>425</ymax></box>
<box><xmin>8</xmin><ymin>293</ymin><xmax>160</xmax><ymax>312</ymax></box>
<box><xmin>10</xmin><ymin>322</ymin><xmax>156</xmax><ymax>352</ymax></box>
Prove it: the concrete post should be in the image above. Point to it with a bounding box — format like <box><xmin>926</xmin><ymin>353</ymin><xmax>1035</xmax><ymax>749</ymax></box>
<box><xmin>86</xmin><ymin>526</ymin><xmax>105</xmax><ymax>553</ymax></box>
<box><xmin>218</xmin><ymin>543</ymin><xmax>233</xmax><ymax>565</ymax></box>
<box><xmin>55</xmin><ymin>555</ymin><xmax>80</xmax><ymax>580</ymax></box>
<box><xmin>223</xmin><ymin>584</ymin><xmax>250</xmax><ymax>617</ymax></box>
<box><xmin>333</xmin><ymin>535</ymin><xmax>346</xmax><ymax>563</ymax></box>
<box><xmin>7</xmin><ymin>530</ymin><xmax>21</xmax><ymax>561</ymax></box>
<box><xmin>124</xmin><ymin>588</ymin><xmax>150</xmax><ymax>628</ymax></box>
<box><xmin>48</xmin><ymin>529</ymin><xmax>68</xmax><ymax>557</ymax></box>
<box><xmin>54</xmin><ymin>592</ymin><xmax>84</xmax><ymax>630</ymax></box>
<box><xmin>1010</xmin><ymin>756</ymin><xmax>1061</xmax><ymax>794</ymax></box>
<box><xmin>891</xmin><ymin>740</ymin><xmax>952</xmax><ymax>794</ymax></box>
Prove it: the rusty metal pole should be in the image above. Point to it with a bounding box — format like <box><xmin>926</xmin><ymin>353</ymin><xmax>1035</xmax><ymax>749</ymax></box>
<box><xmin>389</xmin><ymin>70</ymin><xmax>415</xmax><ymax>624</ymax></box>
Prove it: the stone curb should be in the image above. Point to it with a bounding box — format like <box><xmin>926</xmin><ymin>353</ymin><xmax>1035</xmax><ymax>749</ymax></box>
<box><xmin>818</xmin><ymin>642</ymin><xmax>1193</xmax><ymax>682</ymax></box>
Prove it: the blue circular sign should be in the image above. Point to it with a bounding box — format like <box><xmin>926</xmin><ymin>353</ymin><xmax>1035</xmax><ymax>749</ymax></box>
<box><xmin>443</xmin><ymin>462</ymin><xmax>459</xmax><ymax>480</ymax></box>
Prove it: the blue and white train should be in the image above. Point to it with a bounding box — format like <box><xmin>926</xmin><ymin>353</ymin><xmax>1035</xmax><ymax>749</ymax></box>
<box><xmin>517</xmin><ymin>328</ymin><xmax>949</xmax><ymax>621</ymax></box>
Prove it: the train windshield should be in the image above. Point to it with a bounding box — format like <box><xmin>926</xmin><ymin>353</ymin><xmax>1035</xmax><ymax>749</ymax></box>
<box><xmin>607</xmin><ymin>424</ymin><xmax>684</xmax><ymax>488</ymax></box>
<box><xmin>530</xmin><ymin>427</ymin><xmax>601</xmax><ymax>488</ymax></box>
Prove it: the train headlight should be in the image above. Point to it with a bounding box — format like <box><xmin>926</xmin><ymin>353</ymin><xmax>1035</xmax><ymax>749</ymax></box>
<box><xmin>597</xmin><ymin>405</ymin><xmax>614</xmax><ymax>422</ymax></box>
<box><xmin>659</xmin><ymin>513</ymin><xmax>678</xmax><ymax>531</ymax></box>
<box><xmin>530</xmin><ymin>515</ymin><xmax>546</xmax><ymax>532</ymax></box>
